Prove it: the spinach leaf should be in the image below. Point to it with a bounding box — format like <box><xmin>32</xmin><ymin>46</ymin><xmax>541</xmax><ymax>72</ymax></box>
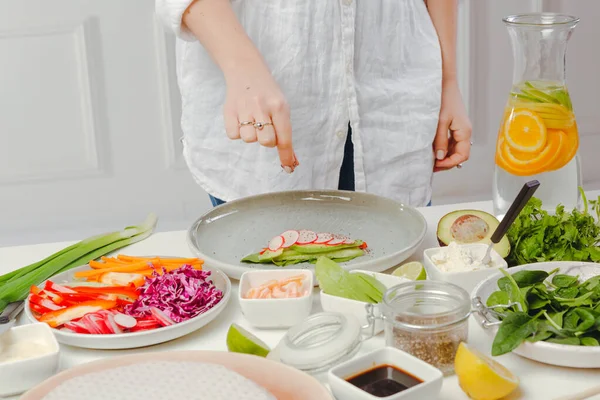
<box><xmin>555</xmin><ymin>291</ymin><xmax>594</xmax><ymax>308</ymax></box>
<box><xmin>581</xmin><ymin>337</ymin><xmax>600</xmax><ymax>346</ymax></box>
<box><xmin>527</xmin><ymin>322</ymin><xmax>553</xmax><ymax>343</ymax></box>
<box><xmin>527</xmin><ymin>292</ymin><xmax>550</xmax><ymax>310</ymax></box>
<box><xmin>498</xmin><ymin>270</ymin><xmax>549</xmax><ymax>289</ymax></box>
<box><xmin>499</xmin><ymin>269</ymin><xmax>528</xmax><ymax>313</ymax></box>
<box><xmin>547</xmin><ymin>337</ymin><xmax>581</xmax><ymax>346</ymax></box>
<box><xmin>555</xmin><ymin>287</ymin><xmax>579</xmax><ymax>299</ymax></box>
<box><xmin>552</xmin><ymin>274</ymin><xmax>580</xmax><ymax>288</ymax></box>
<box><xmin>486</xmin><ymin>291</ymin><xmax>510</xmax><ymax>309</ymax></box>
<box><xmin>492</xmin><ymin>312</ymin><xmax>541</xmax><ymax>356</ymax></box>
<box><xmin>544</xmin><ymin>310</ymin><xmax>567</xmax><ymax>330</ymax></box>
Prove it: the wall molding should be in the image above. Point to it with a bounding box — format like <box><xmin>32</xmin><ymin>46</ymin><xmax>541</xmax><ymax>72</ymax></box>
<box><xmin>0</xmin><ymin>19</ymin><xmax>107</xmax><ymax>185</ymax></box>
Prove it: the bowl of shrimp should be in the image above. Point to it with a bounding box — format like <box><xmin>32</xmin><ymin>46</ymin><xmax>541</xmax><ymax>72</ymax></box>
<box><xmin>238</xmin><ymin>270</ymin><xmax>313</xmax><ymax>329</ymax></box>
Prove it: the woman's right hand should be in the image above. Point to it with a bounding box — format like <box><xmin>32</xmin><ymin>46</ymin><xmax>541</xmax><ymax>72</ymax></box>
<box><xmin>181</xmin><ymin>0</ymin><xmax>298</xmax><ymax>173</ymax></box>
<box><xmin>223</xmin><ymin>61</ymin><xmax>298</xmax><ymax>173</ymax></box>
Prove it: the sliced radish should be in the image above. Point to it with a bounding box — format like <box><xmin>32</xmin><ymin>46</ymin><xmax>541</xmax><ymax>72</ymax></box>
<box><xmin>327</xmin><ymin>238</ymin><xmax>345</xmax><ymax>246</ymax></box>
<box><xmin>314</xmin><ymin>233</ymin><xmax>333</xmax><ymax>244</ymax></box>
<box><xmin>297</xmin><ymin>230</ymin><xmax>317</xmax><ymax>245</ymax></box>
<box><xmin>106</xmin><ymin>314</ymin><xmax>123</xmax><ymax>334</ymax></box>
<box><xmin>114</xmin><ymin>312</ymin><xmax>137</xmax><ymax>329</ymax></box>
<box><xmin>343</xmin><ymin>238</ymin><xmax>356</xmax><ymax>245</ymax></box>
<box><xmin>268</xmin><ymin>235</ymin><xmax>285</xmax><ymax>251</ymax></box>
<box><xmin>151</xmin><ymin>307</ymin><xmax>175</xmax><ymax>327</ymax></box>
<box><xmin>280</xmin><ymin>230</ymin><xmax>300</xmax><ymax>248</ymax></box>
<box><xmin>129</xmin><ymin>320</ymin><xmax>160</xmax><ymax>332</ymax></box>
<box><xmin>64</xmin><ymin>321</ymin><xmax>90</xmax><ymax>334</ymax></box>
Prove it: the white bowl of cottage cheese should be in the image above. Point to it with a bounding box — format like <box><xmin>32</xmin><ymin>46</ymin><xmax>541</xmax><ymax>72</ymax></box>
<box><xmin>423</xmin><ymin>242</ymin><xmax>508</xmax><ymax>294</ymax></box>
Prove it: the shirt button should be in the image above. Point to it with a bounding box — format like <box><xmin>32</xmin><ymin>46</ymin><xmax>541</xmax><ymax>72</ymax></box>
<box><xmin>337</xmin><ymin>131</ymin><xmax>345</xmax><ymax>139</ymax></box>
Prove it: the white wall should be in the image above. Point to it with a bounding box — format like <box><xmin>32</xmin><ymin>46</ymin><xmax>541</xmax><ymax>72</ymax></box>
<box><xmin>1</xmin><ymin>0</ymin><xmax>599</xmax><ymax>246</ymax></box>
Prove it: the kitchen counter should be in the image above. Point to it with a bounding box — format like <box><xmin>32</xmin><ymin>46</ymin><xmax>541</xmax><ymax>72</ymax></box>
<box><xmin>1</xmin><ymin>195</ymin><xmax>599</xmax><ymax>400</ymax></box>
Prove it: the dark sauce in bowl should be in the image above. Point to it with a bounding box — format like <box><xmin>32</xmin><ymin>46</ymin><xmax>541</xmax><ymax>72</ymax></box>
<box><xmin>346</xmin><ymin>364</ymin><xmax>423</xmax><ymax>397</ymax></box>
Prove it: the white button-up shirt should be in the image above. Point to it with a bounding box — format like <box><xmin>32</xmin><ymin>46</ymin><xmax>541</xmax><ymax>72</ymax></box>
<box><xmin>156</xmin><ymin>0</ymin><xmax>442</xmax><ymax>206</ymax></box>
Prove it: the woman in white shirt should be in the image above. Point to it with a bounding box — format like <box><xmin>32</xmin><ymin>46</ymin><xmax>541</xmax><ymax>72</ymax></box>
<box><xmin>156</xmin><ymin>0</ymin><xmax>472</xmax><ymax>207</ymax></box>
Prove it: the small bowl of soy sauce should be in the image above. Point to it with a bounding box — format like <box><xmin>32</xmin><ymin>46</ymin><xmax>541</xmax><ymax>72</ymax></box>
<box><xmin>328</xmin><ymin>346</ymin><xmax>443</xmax><ymax>399</ymax></box>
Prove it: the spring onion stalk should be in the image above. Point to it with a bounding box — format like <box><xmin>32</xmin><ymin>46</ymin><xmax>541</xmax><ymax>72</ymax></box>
<box><xmin>0</xmin><ymin>242</ymin><xmax>81</xmax><ymax>284</ymax></box>
<box><xmin>0</xmin><ymin>213</ymin><xmax>157</xmax><ymax>313</ymax></box>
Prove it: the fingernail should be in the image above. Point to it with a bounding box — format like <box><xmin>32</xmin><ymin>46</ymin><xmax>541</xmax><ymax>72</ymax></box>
<box><xmin>283</xmin><ymin>166</ymin><xmax>293</xmax><ymax>174</ymax></box>
<box><xmin>436</xmin><ymin>150</ymin><xmax>445</xmax><ymax>160</ymax></box>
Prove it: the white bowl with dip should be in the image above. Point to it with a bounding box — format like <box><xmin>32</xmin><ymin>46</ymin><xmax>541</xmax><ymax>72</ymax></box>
<box><xmin>328</xmin><ymin>346</ymin><xmax>443</xmax><ymax>400</ymax></box>
<box><xmin>0</xmin><ymin>323</ymin><xmax>60</xmax><ymax>397</ymax></box>
<box><xmin>423</xmin><ymin>242</ymin><xmax>508</xmax><ymax>294</ymax></box>
<box><xmin>239</xmin><ymin>269</ymin><xmax>313</xmax><ymax>328</ymax></box>
<box><xmin>320</xmin><ymin>270</ymin><xmax>410</xmax><ymax>334</ymax></box>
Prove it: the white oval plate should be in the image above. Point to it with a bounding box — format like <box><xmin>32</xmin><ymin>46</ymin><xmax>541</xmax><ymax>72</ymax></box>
<box><xmin>187</xmin><ymin>190</ymin><xmax>427</xmax><ymax>280</ymax></box>
<box><xmin>24</xmin><ymin>262</ymin><xmax>231</xmax><ymax>350</ymax></box>
<box><xmin>21</xmin><ymin>350</ymin><xmax>333</xmax><ymax>400</ymax></box>
<box><xmin>472</xmin><ymin>261</ymin><xmax>600</xmax><ymax>368</ymax></box>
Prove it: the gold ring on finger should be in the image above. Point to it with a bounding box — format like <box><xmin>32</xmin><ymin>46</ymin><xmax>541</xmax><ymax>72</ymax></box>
<box><xmin>239</xmin><ymin>121</ymin><xmax>254</xmax><ymax>128</ymax></box>
<box><xmin>254</xmin><ymin>121</ymin><xmax>273</xmax><ymax>130</ymax></box>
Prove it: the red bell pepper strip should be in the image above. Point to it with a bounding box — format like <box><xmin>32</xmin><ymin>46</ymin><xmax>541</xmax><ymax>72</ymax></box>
<box><xmin>42</xmin><ymin>290</ymin><xmax>65</xmax><ymax>305</ymax></box>
<box><xmin>44</xmin><ymin>281</ymin><xmax>77</xmax><ymax>294</ymax></box>
<box><xmin>30</xmin><ymin>285</ymin><xmax>42</xmax><ymax>296</ymax></box>
<box><xmin>29</xmin><ymin>294</ymin><xmax>64</xmax><ymax>311</ymax></box>
<box><xmin>39</xmin><ymin>299</ymin><xmax>117</xmax><ymax>328</ymax></box>
<box><xmin>30</xmin><ymin>302</ymin><xmax>55</xmax><ymax>315</ymax></box>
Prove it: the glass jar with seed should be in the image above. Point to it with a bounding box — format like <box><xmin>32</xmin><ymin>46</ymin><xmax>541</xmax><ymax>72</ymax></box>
<box><xmin>379</xmin><ymin>281</ymin><xmax>471</xmax><ymax>376</ymax></box>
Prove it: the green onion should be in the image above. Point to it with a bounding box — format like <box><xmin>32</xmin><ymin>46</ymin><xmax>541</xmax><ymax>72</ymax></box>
<box><xmin>0</xmin><ymin>213</ymin><xmax>157</xmax><ymax>313</ymax></box>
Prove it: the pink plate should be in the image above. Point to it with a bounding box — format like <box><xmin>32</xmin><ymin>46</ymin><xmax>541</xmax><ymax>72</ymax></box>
<box><xmin>21</xmin><ymin>351</ymin><xmax>333</xmax><ymax>400</ymax></box>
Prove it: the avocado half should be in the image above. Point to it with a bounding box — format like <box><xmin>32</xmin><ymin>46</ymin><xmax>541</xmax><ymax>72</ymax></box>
<box><xmin>436</xmin><ymin>210</ymin><xmax>511</xmax><ymax>258</ymax></box>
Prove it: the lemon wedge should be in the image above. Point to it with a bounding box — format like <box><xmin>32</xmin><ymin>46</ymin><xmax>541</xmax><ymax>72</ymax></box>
<box><xmin>455</xmin><ymin>342</ymin><xmax>519</xmax><ymax>400</ymax></box>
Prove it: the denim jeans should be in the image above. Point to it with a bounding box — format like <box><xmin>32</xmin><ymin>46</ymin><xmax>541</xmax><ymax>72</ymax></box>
<box><xmin>209</xmin><ymin>124</ymin><xmax>431</xmax><ymax>207</ymax></box>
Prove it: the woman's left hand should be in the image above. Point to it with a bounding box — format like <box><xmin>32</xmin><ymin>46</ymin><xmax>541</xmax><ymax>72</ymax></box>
<box><xmin>433</xmin><ymin>79</ymin><xmax>472</xmax><ymax>172</ymax></box>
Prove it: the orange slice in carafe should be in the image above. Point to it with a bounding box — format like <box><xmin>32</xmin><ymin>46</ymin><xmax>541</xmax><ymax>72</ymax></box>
<box><xmin>496</xmin><ymin>129</ymin><xmax>566</xmax><ymax>176</ymax></box>
<box><xmin>504</xmin><ymin>109</ymin><xmax>548</xmax><ymax>153</ymax></box>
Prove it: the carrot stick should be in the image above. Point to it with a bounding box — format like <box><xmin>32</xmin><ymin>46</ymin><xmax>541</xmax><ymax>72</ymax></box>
<box><xmin>74</xmin><ymin>261</ymin><xmax>151</xmax><ymax>278</ymax></box>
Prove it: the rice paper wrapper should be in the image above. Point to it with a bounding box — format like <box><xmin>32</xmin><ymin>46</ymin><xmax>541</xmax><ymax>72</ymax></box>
<box><xmin>42</xmin><ymin>361</ymin><xmax>277</xmax><ymax>400</ymax></box>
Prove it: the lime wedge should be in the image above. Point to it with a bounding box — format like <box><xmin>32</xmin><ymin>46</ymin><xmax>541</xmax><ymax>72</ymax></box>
<box><xmin>226</xmin><ymin>323</ymin><xmax>270</xmax><ymax>357</ymax></box>
<box><xmin>392</xmin><ymin>261</ymin><xmax>427</xmax><ymax>281</ymax></box>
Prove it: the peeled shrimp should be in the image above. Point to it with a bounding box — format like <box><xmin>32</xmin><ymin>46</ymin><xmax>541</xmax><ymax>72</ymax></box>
<box><xmin>244</xmin><ymin>274</ymin><xmax>308</xmax><ymax>299</ymax></box>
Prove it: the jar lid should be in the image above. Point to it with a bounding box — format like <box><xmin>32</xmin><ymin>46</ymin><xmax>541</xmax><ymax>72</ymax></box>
<box><xmin>276</xmin><ymin>312</ymin><xmax>362</xmax><ymax>374</ymax></box>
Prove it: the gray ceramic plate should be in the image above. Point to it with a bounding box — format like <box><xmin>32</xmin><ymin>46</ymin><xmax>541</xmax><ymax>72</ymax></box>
<box><xmin>187</xmin><ymin>190</ymin><xmax>427</xmax><ymax>280</ymax></box>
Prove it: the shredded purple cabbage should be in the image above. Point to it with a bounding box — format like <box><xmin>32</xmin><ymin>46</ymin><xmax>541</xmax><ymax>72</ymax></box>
<box><xmin>124</xmin><ymin>265</ymin><xmax>223</xmax><ymax>323</ymax></box>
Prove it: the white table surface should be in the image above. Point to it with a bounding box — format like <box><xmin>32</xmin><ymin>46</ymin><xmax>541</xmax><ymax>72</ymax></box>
<box><xmin>2</xmin><ymin>195</ymin><xmax>600</xmax><ymax>400</ymax></box>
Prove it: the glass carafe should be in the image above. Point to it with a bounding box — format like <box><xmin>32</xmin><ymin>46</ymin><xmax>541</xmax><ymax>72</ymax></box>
<box><xmin>493</xmin><ymin>13</ymin><xmax>582</xmax><ymax>219</ymax></box>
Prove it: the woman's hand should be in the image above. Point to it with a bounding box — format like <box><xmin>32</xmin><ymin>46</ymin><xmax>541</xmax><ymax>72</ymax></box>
<box><xmin>182</xmin><ymin>0</ymin><xmax>297</xmax><ymax>172</ymax></box>
<box><xmin>223</xmin><ymin>62</ymin><xmax>298</xmax><ymax>172</ymax></box>
<box><xmin>433</xmin><ymin>79</ymin><xmax>472</xmax><ymax>172</ymax></box>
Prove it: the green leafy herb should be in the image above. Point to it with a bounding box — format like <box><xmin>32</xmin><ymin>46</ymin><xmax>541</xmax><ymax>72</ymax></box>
<box><xmin>506</xmin><ymin>190</ymin><xmax>600</xmax><ymax>266</ymax></box>
<box><xmin>489</xmin><ymin>268</ymin><xmax>600</xmax><ymax>356</ymax></box>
